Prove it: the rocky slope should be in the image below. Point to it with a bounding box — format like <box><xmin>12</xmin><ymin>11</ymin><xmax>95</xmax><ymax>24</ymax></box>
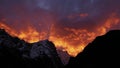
<box><xmin>66</xmin><ymin>30</ymin><xmax>120</xmax><ymax>68</ymax></box>
<box><xmin>0</xmin><ymin>29</ymin><xmax>63</xmax><ymax>68</ymax></box>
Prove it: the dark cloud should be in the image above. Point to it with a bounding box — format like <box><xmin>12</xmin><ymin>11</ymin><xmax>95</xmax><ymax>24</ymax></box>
<box><xmin>53</xmin><ymin>0</ymin><xmax>120</xmax><ymax>31</ymax></box>
<box><xmin>0</xmin><ymin>0</ymin><xmax>56</xmax><ymax>32</ymax></box>
<box><xmin>0</xmin><ymin>0</ymin><xmax>120</xmax><ymax>34</ymax></box>
<box><xmin>0</xmin><ymin>0</ymin><xmax>120</xmax><ymax>47</ymax></box>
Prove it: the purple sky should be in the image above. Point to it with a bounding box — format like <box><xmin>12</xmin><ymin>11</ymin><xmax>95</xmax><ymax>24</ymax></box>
<box><xmin>0</xmin><ymin>0</ymin><xmax>120</xmax><ymax>47</ymax></box>
<box><xmin>0</xmin><ymin>0</ymin><xmax>120</xmax><ymax>62</ymax></box>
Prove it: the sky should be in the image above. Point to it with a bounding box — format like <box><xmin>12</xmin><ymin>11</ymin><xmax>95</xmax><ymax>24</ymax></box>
<box><xmin>0</xmin><ymin>0</ymin><xmax>120</xmax><ymax>30</ymax></box>
<box><xmin>0</xmin><ymin>0</ymin><xmax>120</xmax><ymax>57</ymax></box>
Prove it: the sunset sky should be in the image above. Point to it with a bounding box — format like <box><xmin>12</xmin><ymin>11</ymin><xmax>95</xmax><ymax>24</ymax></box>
<box><xmin>0</xmin><ymin>0</ymin><xmax>120</xmax><ymax>56</ymax></box>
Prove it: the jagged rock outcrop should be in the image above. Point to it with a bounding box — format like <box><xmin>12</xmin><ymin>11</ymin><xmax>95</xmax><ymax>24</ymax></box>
<box><xmin>57</xmin><ymin>49</ymin><xmax>70</xmax><ymax>65</ymax></box>
<box><xmin>0</xmin><ymin>29</ymin><xmax>63</xmax><ymax>68</ymax></box>
<box><xmin>66</xmin><ymin>30</ymin><xmax>120</xmax><ymax>68</ymax></box>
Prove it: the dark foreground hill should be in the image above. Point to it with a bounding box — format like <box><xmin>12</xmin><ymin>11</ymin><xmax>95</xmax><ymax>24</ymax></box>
<box><xmin>66</xmin><ymin>30</ymin><xmax>120</xmax><ymax>68</ymax></box>
<box><xmin>0</xmin><ymin>29</ymin><xmax>63</xmax><ymax>68</ymax></box>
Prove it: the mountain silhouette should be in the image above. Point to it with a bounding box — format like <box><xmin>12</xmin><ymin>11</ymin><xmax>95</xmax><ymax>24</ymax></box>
<box><xmin>66</xmin><ymin>30</ymin><xmax>120</xmax><ymax>68</ymax></box>
<box><xmin>0</xmin><ymin>29</ymin><xmax>63</xmax><ymax>68</ymax></box>
<box><xmin>1</xmin><ymin>28</ymin><xmax>120</xmax><ymax>68</ymax></box>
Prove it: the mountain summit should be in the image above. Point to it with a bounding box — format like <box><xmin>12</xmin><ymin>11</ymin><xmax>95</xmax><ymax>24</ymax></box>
<box><xmin>0</xmin><ymin>29</ymin><xmax>63</xmax><ymax>68</ymax></box>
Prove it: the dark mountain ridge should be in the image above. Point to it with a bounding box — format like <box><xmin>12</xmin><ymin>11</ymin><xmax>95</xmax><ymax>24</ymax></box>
<box><xmin>0</xmin><ymin>29</ymin><xmax>63</xmax><ymax>68</ymax></box>
<box><xmin>0</xmin><ymin>28</ymin><xmax>120</xmax><ymax>68</ymax></box>
<box><xmin>66</xmin><ymin>30</ymin><xmax>120</xmax><ymax>68</ymax></box>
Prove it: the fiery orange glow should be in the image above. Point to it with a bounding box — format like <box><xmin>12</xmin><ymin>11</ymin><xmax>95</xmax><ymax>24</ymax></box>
<box><xmin>0</xmin><ymin>22</ymin><xmax>17</xmax><ymax>36</ymax></box>
<box><xmin>0</xmin><ymin>22</ymin><xmax>47</xmax><ymax>43</ymax></box>
<box><xmin>68</xmin><ymin>13</ymin><xmax>88</xmax><ymax>19</ymax></box>
<box><xmin>80</xmin><ymin>13</ymin><xmax>88</xmax><ymax>17</ymax></box>
<box><xmin>0</xmin><ymin>13</ymin><xmax>120</xmax><ymax>57</ymax></box>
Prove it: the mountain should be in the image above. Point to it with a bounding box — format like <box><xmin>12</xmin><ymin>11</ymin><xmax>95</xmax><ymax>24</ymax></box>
<box><xmin>1</xmin><ymin>28</ymin><xmax>120</xmax><ymax>68</ymax></box>
<box><xmin>0</xmin><ymin>29</ymin><xmax>63</xmax><ymax>68</ymax></box>
<box><xmin>66</xmin><ymin>30</ymin><xmax>120</xmax><ymax>68</ymax></box>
